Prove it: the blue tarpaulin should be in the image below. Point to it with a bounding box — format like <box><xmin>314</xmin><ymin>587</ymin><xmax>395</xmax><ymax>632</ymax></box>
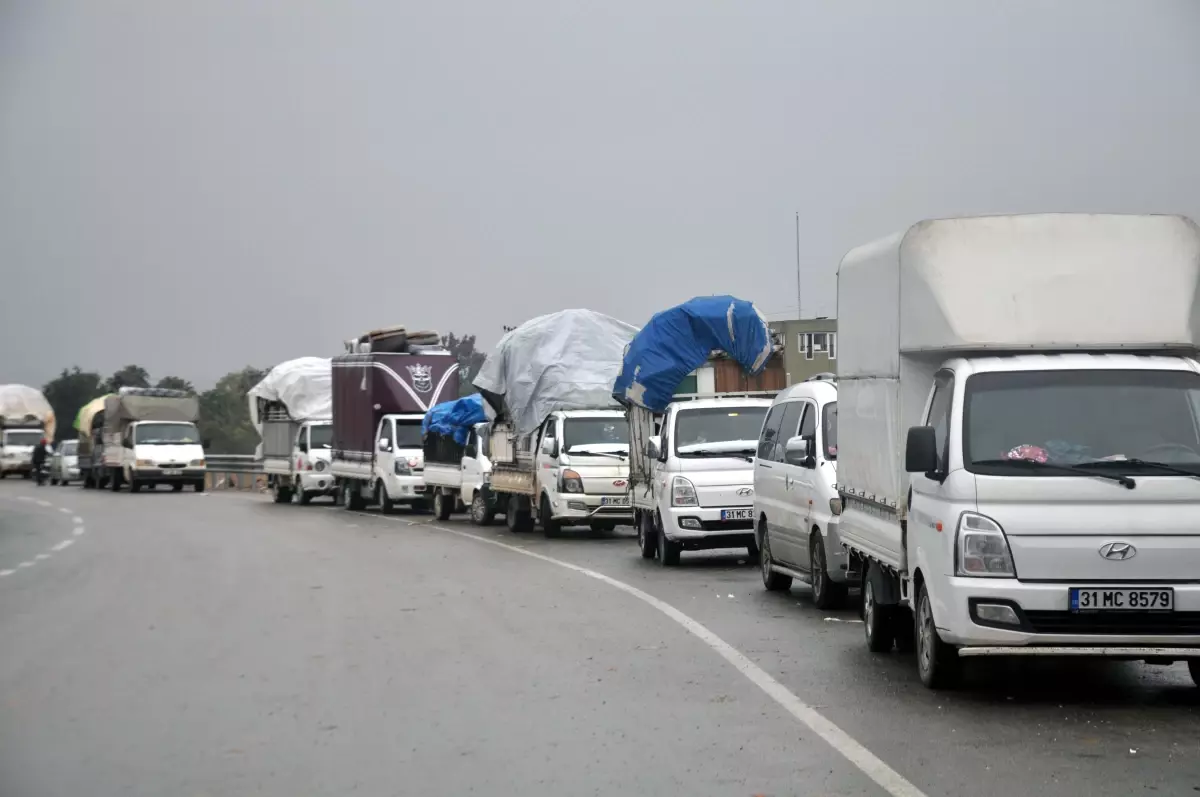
<box><xmin>612</xmin><ymin>295</ymin><xmax>773</xmax><ymax>413</ymax></box>
<box><xmin>422</xmin><ymin>394</ymin><xmax>488</xmax><ymax>444</ymax></box>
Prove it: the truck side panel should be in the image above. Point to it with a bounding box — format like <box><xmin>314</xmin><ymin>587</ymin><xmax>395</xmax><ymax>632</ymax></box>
<box><xmin>262</xmin><ymin>420</ymin><xmax>297</xmax><ymax>459</ymax></box>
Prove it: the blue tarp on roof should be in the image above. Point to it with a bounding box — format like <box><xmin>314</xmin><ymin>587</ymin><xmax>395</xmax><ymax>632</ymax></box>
<box><xmin>612</xmin><ymin>295</ymin><xmax>773</xmax><ymax>413</ymax></box>
<box><xmin>422</xmin><ymin>394</ymin><xmax>488</xmax><ymax>444</ymax></box>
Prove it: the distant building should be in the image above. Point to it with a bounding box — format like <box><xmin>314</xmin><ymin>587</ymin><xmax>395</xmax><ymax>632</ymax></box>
<box><xmin>769</xmin><ymin>317</ymin><xmax>838</xmax><ymax>385</ymax></box>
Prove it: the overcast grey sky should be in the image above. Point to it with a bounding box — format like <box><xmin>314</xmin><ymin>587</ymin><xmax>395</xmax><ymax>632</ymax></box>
<box><xmin>2</xmin><ymin>0</ymin><xmax>1198</xmax><ymax>388</ymax></box>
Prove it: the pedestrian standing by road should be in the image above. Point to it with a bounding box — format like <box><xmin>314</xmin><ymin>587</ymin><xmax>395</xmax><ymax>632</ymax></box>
<box><xmin>31</xmin><ymin>437</ymin><xmax>49</xmax><ymax>485</ymax></box>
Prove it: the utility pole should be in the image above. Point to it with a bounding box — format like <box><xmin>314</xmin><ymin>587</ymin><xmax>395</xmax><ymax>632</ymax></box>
<box><xmin>795</xmin><ymin>211</ymin><xmax>802</xmax><ymax>320</ymax></box>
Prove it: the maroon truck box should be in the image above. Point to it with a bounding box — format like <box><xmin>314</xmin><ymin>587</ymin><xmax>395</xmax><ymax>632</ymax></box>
<box><xmin>331</xmin><ymin>353</ymin><xmax>460</xmax><ymax>463</ymax></box>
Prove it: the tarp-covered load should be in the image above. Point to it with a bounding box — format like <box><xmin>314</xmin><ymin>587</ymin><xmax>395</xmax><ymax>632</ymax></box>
<box><xmin>473</xmin><ymin>309</ymin><xmax>639</xmax><ymax>438</ymax></box>
<box><xmin>0</xmin><ymin>384</ymin><xmax>56</xmax><ymax>440</ymax></box>
<box><xmin>248</xmin><ymin>357</ymin><xmax>333</xmax><ymax>430</ymax></box>
<box><xmin>103</xmin><ymin>388</ymin><xmax>198</xmax><ymax>431</ymax></box>
<box><xmin>423</xmin><ymin>394</ymin><xmax>489</xmax><ymax>445</ymax></box>
<box><xmin>75</xmin><ymin>395</ymin><xmax>113</xmax><ymax>436</ymax></box>
<box><xmin>613</xmin><ymin>295</ymin><xmax>773</xmax><ymax>413</ymax></box>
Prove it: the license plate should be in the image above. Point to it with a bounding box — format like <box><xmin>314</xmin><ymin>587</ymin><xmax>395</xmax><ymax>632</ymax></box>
<box><xmin>721</xmin><ymin>508</ymin><xmax>754</xmax><ymax>521</ymax></box>
<box><xmin>1069</xmin><ymin>587</ymin><xmax>1174</xmax><ymax>612</ymax></box>
<box><xmin>162</xmin><ymin>469</ymin><xmax>182</xmax><ymax>476</ymax></box>
<box><xmin>600</xmin><ymin>496</ymin><xmax>629</xmax><ymax>506</ymax></box>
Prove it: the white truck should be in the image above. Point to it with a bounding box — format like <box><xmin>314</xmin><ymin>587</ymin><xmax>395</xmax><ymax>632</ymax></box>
<box><xmin>422</xmin><ymin>422</ymin><xmax>495</xmax><ymax>523</ymax></box>
<box><xmin>331</xmin><ymin>328</ymin><xmax>460</xmax><ymax>513</ymax></box>
<box><xmin>94</xmin><ymin>388</ymin><xmax>206</xmax><ymax>492</ymax></box>
<box><xmin>836</xmin><ymin>213</ymin><xmax>1200</xmax><ymax>689</ymax></box>
<box><xmin>474</xmin><ymin>309</ymin><xmax>639</xmax><ymax>537</ymax></box>
<box><xmin>0</xmin><ymin>384</ymin><xmax>55</xmax><ymax>479</ymax></box>
<box><xmin>249</xmin><ymin>357</ymin><xmax>336</xmax><ymax>505</ymax></box>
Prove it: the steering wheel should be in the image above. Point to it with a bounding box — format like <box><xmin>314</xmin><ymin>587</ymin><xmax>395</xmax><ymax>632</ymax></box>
<box><xmin>1139</xmin><ymin>442</ymin><xmax>1200</xmax><ymax>460</ymax></box>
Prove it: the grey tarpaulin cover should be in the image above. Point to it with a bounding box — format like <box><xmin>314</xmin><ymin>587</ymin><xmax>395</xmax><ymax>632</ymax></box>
<box><xmin>102</xmin><ymin>392</ymin><xmax>199</xmax><ymax>432</ymax></box>
<box><xmin>473</xmin><ymin>309</ymin><xmax>638</xmax><ymax>438</ymax></box>
<box><xmin>247</xmin><ymin>357</ymin><xmax>333</xmax><ymax>430</ymax></box>
<box><xmin>0</xmin><ymin>384</ymin><xmax>55</xmax><ymax>439</ymax></box>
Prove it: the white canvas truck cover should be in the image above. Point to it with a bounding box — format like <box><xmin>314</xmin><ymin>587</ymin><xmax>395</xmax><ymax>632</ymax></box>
<box><xmin>248</xmin><ymin>357</ymin><xmax>333</xmax><ymax>430</ymax></box>
<box><xmin>837</xmin><ymin>213</ymin><xmax>1200</xmax><ymax>510</ymax></box>
<box><xmin>0</xmin><ymin>384</ymin><xmax>56</xmax><ymax>440</ymax></box>
<box><xmin>473</xmin><ymin>309</ymin><xmax>638</xmax><ymax>438</ymax></box>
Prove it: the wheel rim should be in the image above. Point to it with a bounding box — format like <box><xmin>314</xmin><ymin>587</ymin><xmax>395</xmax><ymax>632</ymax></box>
<box><xmin>864</xmin><ymin>580</ymin><xmax>875</xmax><ymax>638</ymax></box>
<box><xmin>434</xmin><ymin>493</ymin><xmax>443</xmax><ymax>515</ymax></box>
<box><xmin>472</xmin><ymin>495</ymin><xmax>483</xmax><ymax>522</ymax></box>
<box><xmin>812</xmin><ymin>538</ymin><xmax>825</xmax><ymax>597</ymax></box>
<box><xmin>918</xmin><ymin>594</ymin><xmax>935</xmax><ymax>675</ymax></box>
<box><xmin>760</xmin><ymin>531</ymin><xmax>772</xmax><ymax>581</ymax></box>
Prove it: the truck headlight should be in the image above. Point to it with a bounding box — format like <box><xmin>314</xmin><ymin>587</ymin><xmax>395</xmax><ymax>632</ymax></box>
<box><xmin>671</xmin><ymin>476</ymin><xmax>698</xmax><ymax>507</ymax></box>
<box><xmin>314</xmin><ymin>460</ymin><xmax>327</xmax><ymax>472</ymax></box>
<box><xmin>394</xmin><ymin>461</ymin><xmax>411</xmax><ymax>476</ymax></box>
<box><xmin>136</xmin><ymin>459</ymin><xmax>155</xmax><ymax>468</ymax></box>
<box><xmin>189</xmin><ymin>459</ymin><xmax>206</xmax><ymax>467</ymax></box>
<box><xmin>956</xmin><ymin>512</ymin><xmax>1016</xmax><ymax>578</ymax></box>
<box><xmin>561</xmin><ymin>469</ymin><xmax>584</xmax><ymax>493</ymax></box>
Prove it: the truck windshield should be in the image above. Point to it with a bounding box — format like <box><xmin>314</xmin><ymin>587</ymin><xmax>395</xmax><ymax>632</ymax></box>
<box><xmin>3</xmin><ymin>430</ymin><xmax>41</xmax><ymax>447</ymax></box>
<box><xmin>308</xmin><ymin>425</ymin><xmax>333</xmax><ymax>449</ymax></box>
<box><xmin>61</xmin><ymin>440</ymin><xmax>78</xmax><ymax>456</ymax></box>
<box><xmin>394</xmin><ymin>421</ymin><xmax>424</xmax><ymax>449</ymax></box>
<box><xmin>965</xmin><ymin>369</ymin><xmax>1200</xmax><ymax>473</ymax></box>
<box><xmin>823</xmin><ymin>401</ymin><xmax>837</xmax><ymax>460</ymax></box>
<box><xmin>134</xmin><ymin>423</ymin><xmax>201</xmax><ymax>445</ymax></box>
<box><xmin>563</xmin><ymin>418</ymin><xmax>629</xmax><ymax>452</ymax></box>
<box><xmin>675</xmin><ymin>406</ymin><xmax>769</xmax><ymax>456</ymax></box>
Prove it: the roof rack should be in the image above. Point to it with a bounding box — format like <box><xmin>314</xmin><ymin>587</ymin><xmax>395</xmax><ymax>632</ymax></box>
<box><xmin>804</xmin><ymin>373</ymin><xmax>837</xmax><ymax>383</ymax></box>
<box><xmin>671</xmin><ymin>390</ymin><xmax>778</xmax><ymax>402</ymax></box>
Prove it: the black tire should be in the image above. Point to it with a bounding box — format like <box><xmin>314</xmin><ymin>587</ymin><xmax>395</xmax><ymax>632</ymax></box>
<box><xmin>760</xmin><ymin>524</ymin><xmax>793</xmax><ymax>591</ymax></box>
<box><xmin>23</xmin><ymin>470</ymin><xmax>32</xmax><ymax>480</ymax></box>
<box><xmin>470</xmin><ymin>492</ymin><xmax>495</xmax><ymax>526</ymax></box>
<box><xmin>193</xmin><ymin>481</ymin><xmax>205</xmax><ymax>493</ymax></box>
<box><xmin>505</xmin><ymin>496</ymin><xmax>533</xmax><ymax>533</ymax></box>
<box><xmin>916</xmin><ymin>583</ymin><xmax>960</xmax><ymax>688</ymax></box>
<box><xmin>130</xmin><ymin>480</ymin><xmax>142</xmax><ymax>493</ymax></box>
<box><xmin>811</xmin><ymin>532</ymin><xmax>848</xmax><ymax>610</ymax></box>
<box><xmin>657</xmin><ymin>525</ymin><xmax>681</xmax><ymax>567</ymax></box>
<box><xmin>893</xmin><ymin>606</ymin><xmax>916</xmax><ymax>654</ymax></box>
<box><xmin>273</xmin><ymin>482</ymin><xmax>291</xmax><ymax>504</ymax></box>
<box><xmin>172</xmin><ymin>483</ymin><xmax>184</xmax><ymax>492</ymax></box>
<box><xmin>637</xmin><ymin>512</ymin><xmax>657</xmax><ymax>559</ymax></box>
<box><xmin>434</xmin><ymin>490</ymin><xmax>453</xmax><ymax>521</ymax></box>
<box><xmin>342</xmin><ymin>481</ymin><xmax>364</xmax><ymax>511</ymax></box>
<box><xmin>298</xmin><ymin>489</ymin><xmax>312</xmax><ymax>505</ymax></box>
<box><xmin>109</xmin><ymin>470</ymin><xmax>122</xmax><ymax>492</ymax></box>
<box><xmin>50</xmin><ymin>476</ymin><xmax>59</xmax><ymax>485</ymax></box>
<box><xmin>746</xmin><ymin>538</ymin><xmax>760</xmax><ymax>562</ymax></box>
<box><xmin>863</xmin><ymin>572</ymin><xmax>895</xmax><ymax>653</ymax></box>
<box><xmin>377</xmin><ymin>482</ymin><xmax>396</xmax><ymax>514</ymax></box>
<box><xmin>540</xmin><ymin>495</ymin><xmax>562</xmax><ymax>538</ymax></box>
<box><xmin>1188</xmin><ymin>660</ymin><xmax>1200</xmax><ymax>687</ymax></box>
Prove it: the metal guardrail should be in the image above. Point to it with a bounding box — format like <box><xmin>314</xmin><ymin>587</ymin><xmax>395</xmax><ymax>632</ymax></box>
<box><xmin>204</xmin><ymin>454</ymin><xmax>267</xmax><ymax>491</ymax></box>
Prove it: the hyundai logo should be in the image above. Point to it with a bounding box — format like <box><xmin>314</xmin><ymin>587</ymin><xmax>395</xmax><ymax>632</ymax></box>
<box><xmin>612</xmin><ymin>479</ymin><xmax>627</xmax><ymax>487</ymax></box>
<box><xmin>1099</xmin><ymin>542</ymin><xmax>1137</xmax><ymax>561</ymax></box>
<box><xmin>736</xmin><ymin>487</ymin><xmax>754</xmax><ymax>496</ymax></box>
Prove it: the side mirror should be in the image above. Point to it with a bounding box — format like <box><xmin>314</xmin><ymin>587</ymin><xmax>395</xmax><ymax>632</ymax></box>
<box><xmin>540</xmin><ymin>436</ymin><xmax>559</xmax><ymax>457</ymax></box>
<box><xmin>785</xmin><ymin>436</ymin><xmax>816</xmax><ymax>467</ymax></box>
<box><xmin>646</xmin><ymin>436</ymin><xmax>662</xmax><ymax>461</ymax></box>
<box><xmin>297</xmin><ymin>442</ymin><xmax>308</xmax><ymax>453</ymax></box>
<box><xmin>905</xmin><ymin>426</ymin><xmax>939</xmax><ymax>474</ymax></box>
<box><xmin>378</xmin><ymin>438</ymin><xmax>391</xmax><ymax>452</ymax></box>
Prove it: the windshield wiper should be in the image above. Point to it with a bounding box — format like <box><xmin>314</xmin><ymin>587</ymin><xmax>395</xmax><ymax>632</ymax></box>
<box><xmin>1083</xmin><ymin>458</ymin><xmax>1200</xmax><ymax>481</ymax></box>
<box><xmin>683</xmin><ymin>448</ymin><xmax>755</xmax><ymax>462</ymax></box>
<box><xmin>972</xmin><ymin>458</ymin><xmax>1136</xmax><ymax>489</ymax></box>
<box><xmin>566</xmin><ymin>448</ymin><xmax>627</xmax><ymax>459</ymax></box>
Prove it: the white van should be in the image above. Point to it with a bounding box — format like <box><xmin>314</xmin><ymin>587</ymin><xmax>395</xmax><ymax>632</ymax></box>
<box><xmin>632</xmin><ymin>395</ymin><xmax>772</xmax><ymax>565</ymax></box>
<box><xmin>753</xmin><ymin>375</ymin><xmax>852</xmax><ymax>608</ymax></box>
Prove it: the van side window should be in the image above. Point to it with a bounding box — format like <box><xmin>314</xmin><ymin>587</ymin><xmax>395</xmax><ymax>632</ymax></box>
<box><xmin>757</xmin><ymin>405</ymin><xmax>785</xmax><ymax>460</ymax></box>
<box><xmin>926</xmin><ymin>372</ymin><xmax>955</xmax><ymax>471</ymax></box>
<box><xmin>771</xmin><ymin>402</ymin><xmax>804</xmax><ymax>462</ymax></box>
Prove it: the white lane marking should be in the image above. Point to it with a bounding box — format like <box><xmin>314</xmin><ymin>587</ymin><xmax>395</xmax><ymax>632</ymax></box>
<box><xmin>17</xmin><ymin>562</ymin><xmax>34</xmax><ymax>569</ymax></box>
<box><xmin>73</xmin><ymin>527</ymin><xmax>86</xmax><ymax>536</ymax></box>
<box><xmin>0</xmin><ymin>570</ymin><xmax>13</xmax><ymax>577</ymax></box>
<box><xmin>51</xmin><ymin>539</ymin><xmax>74</xmax><ymax>552</ymax></box>
<box><xmin>17</xmin><ymin>496</ymin><xmax>32</xmax><ymax>502</ymax></box>
<box><xmin>35</xmin><ymin>499</ymin><xmax>51</xmax><ymax>507</ymax></box>
<box><xmin>59</xmin><ymin>507</ymin><xmax>72</xmax><ymax>515</ymax></box>
<box><xmin>35</xmin><ymin>553</ymin><xmax>50</xmax><ymax>561</ymax></box>
<box><xmin>364</xmin><ymin>513</ymin><xmax>927</xmax><ymax>797</ymax></box>
<box><xmin>72</xmin><ymin>516</ymin><xmax>84</xmax><ymax>525</ymax></box>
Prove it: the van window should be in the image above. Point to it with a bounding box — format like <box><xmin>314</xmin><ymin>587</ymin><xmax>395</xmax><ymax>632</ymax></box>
<box><xmin>757</xmin><ymin>405</ymin><xmax>785</xmax><ymax>460</ymax></box>
<box><xmin>309</xmin><ymin>425</ymin><xmax>333</xmax><ymax>449</ymax></box>
<box><xmin>926</xmin><ymin>372</ymin><xmax>955</xmax><ymax>471</ymax></box>
<box><xmin>771</xmin><ymin>402</ymin><xmax>804</xmax><ymax>463</ymax></box>
<box><xmin>822</xmin><ymin>401</ymin><xmax>837</xmax><ymax>459</ymax></box>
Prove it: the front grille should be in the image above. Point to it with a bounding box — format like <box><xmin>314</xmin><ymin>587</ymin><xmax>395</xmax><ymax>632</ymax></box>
<box><xmin>1023</xmin><ymin>610</ymin><xmax>1200</xmax><ymax>635</ymax></box>
<box><xmin>158</xmin><ymin>463</ymin><xmax>186</xmax><ymax>469</ymax></box>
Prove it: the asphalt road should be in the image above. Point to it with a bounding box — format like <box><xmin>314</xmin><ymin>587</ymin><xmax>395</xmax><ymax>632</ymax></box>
<box><xmin>1</xmin><ymin>482</ymin><xmax>1199</xmax><ymax>797</ymax></box>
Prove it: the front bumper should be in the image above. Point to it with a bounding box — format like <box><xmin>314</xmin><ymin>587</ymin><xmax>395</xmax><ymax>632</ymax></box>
<box><xmin>663</xmin><ymin>505</ymin><xmax>755</xmax><ymax>544</ymax></box>
<box><xmin>821</xmin><ymin>517</ymin><xmax>851</xmax><ymax>585</ymax></box>
<box><xmin>1</xmin><ymin>461</ymin><xmax>31</xmax><ymax>474</ymax></box>
<box><xmin>935</xmin><ymin>576</ymin><xmax>1200</xmax><ymax>649</ymax></box>
<box><xmin>299</xmin><ymin>472</ymin><xmax>336</xmax><ymax>493</ymax></box>
<box><xmin>130</xmin><ymin>467</ymin><xmax>206</xmax><ymax>482</ymax></box>
<box><xmin>550</xmin><ymin>494</ymin><xmax>634</xmax><ymax>523</ymax></box>
<box><xmin>384</xmin><ymin>475</ymin><xmax>427</xmax><ymax>503</ymax></box>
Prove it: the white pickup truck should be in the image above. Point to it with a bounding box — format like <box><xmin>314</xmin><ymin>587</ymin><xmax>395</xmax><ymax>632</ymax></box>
<box><xmin>837</xmin><ymin>213</ymin><xmax>1200</xmax><ymax>689</ymax></box>
<box><xmin>422</xmin><ymin>422</ymin><xmax>495</xmax><ymax>523</ymax></box>
<box><xmin>630</xmin><ymin>394</ymin><xmax>772</xmax><ymax>565</ymax></box>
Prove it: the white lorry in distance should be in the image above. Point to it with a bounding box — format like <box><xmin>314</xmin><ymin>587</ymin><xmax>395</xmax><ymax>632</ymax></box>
<box><xmin>331</xmin><ymin>327</ymin><xmax>459</xmax><ymax>513</ymax></box>
<box><xmin>0</xmin><ymin>384</ymin><xmax>55</xmax><ymax>479</ymax></box>
<box><xmin>836</xmin><ymin>213</ymin><xmax>1200</xmax><ymax>689</ymax></box>
<box><xmin>753</xmin><ymin>374</ymin><xmax>853</xmax><ymax>608</ymax></box>
<box><xmin>94</xmin><ymin>388</ymin><xmax>207</xmax><ymax>493</ymax></box>
<box><xmin>249</xmin><ymin>357</ymin><xmax>336</xmax><ymax>505</ymax></box>
<box><xmin>474</xmin><ymin>310</ymin><xmax>639</xmax><ymax>536</ymax></box>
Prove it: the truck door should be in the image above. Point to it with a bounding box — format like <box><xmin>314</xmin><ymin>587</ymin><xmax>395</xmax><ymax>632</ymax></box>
<box><xmin>295</xmin><ymin>426</ymin><xmax>309</xmax><ymax>473</ymax></box>
<box><xmin>375</xmin><ymin>418</ymin><xmax>396</xmax><ymax>479</ymax></box>
<box><xmin>461</xmin><ymin>430</ymin><xmax>481</xmax><ymax>502</ymax></box>
<box><xmin>536</xmin><ymin>416</ymin><xmax>560</xmax><ymax>500</ymax></box>
<box><xmin>909</xmin><ymin>370</ymin><xmax>957</xmax><ymax>574</ymax></box>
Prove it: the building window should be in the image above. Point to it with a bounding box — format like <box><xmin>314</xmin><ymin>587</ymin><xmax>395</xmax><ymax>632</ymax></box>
<box><xmin>799</xmin><ymin>332</ymin><xmax>837</xmax><ymax>361</ymax></box>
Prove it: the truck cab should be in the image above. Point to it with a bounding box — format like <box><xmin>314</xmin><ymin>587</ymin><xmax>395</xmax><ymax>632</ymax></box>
<box><xmin>0</xmin><ymin>426</ymin><xmax>42</xmax><ymax>478</ymax></box>
<box><xmin>292</xmin><ymin>420</ymin><xmax>335</xmax><ymax>503</ymax></box>
<box><xmin>119</xmin><ymin>419</ymin><xmax>207</xmax><ymax>492</ymax></box>
<box><xmin>373</xmin><ymin>413</ymin><xmax>428</xmax><ymax>509</ymax></box>
<box><xmin>534</xmin><ymin>409</ymin><xmax>632</xmax><ymax>534</ymax></box>
<box><xmin>635</xmin><ymin>396</ymin><xmax>771</xmax><ymax>565</ymax></box>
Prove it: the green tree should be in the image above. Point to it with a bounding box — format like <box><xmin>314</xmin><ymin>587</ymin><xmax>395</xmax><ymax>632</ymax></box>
<box><xmin>102</xmin><ymin>364</ymin><xmax>151</xmax><ymax>392</ymax></box>
<box><xmin>198</xmin><ymin>366</ymin><xmax>266</xmax><ymax>454</ymax></box>
<box><xmin>155</xmin><ymin>376</ymin><xmax>196</xmax><ymax>394</ymax></box>
<box><xmin>41</xmin><ymin>367</ymin><xmax>104</xmax><ymax>442</ymax></box>
<box><xmin>441</xmin><ymin>332</ymin><xmax>487</xmax><ymax>397</ymax></box>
